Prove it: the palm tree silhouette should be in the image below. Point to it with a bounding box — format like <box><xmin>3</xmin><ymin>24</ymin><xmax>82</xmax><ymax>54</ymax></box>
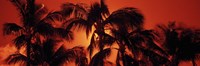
<box><xmin>60</xmin><ymin>0</ymin><xmax>110</xmax><ymax>61</ymax></box>
<box><xmin>3</xmin><ymin>0</ymin><xmax>75</xmax><ymax>66</ymax></box>
<box><xmin>5</xmin><ymin>39</ymin><xmax>88</xmax><ymax>66</ymax></box>
<box><xmin>37</xmin><ymin>39</ymin><xmax>87</xmax><ymax>66</ymax></box>
<box><xmin>156</xmin><ymin>22</ymin><xmax>200</xmax><ymax>66</ymax></box>
<box><xmin>106</xmin><ymin>24</ymin><xmax>169</xmax><ymax>66</ymax></box>
<box><xmin>89</xmin><ymin>48</ymin><xmax>111</xmax><ymax>66</ymax></box>
<box><xmin>62</xmin><ymin>0</ymin><xmax>168</xmax><ymax>65</ymax></box>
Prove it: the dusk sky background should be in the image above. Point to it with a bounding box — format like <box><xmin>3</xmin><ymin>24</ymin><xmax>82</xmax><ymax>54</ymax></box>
<box><xmin>0</xmin><ymin>0</ymin><xmax>200</xmax><ymax>66</ymax></box>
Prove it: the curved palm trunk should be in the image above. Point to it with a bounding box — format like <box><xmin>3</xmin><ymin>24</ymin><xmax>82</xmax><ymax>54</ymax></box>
<box><xmin>118</xmin><ymin>41</ymin><xmax>127</xmax><ymax>66</ymax></box>
<box><xmin>99</xmin><ymin>35</ymin><xmax>104</xmax><ymax>66</ymax></box>
<box><xmin>98</xmin><ymin>25</ymin><xmax>105</xmax><ymax>66</ymax></box>
<box><xmin>26</xmin><ymin>28</ymin><xmax>34</xmax><ymax>66</ymax></box>
<box><xmin>27</xmin><ymin>37</ymin><xmax>31</xmax><ymax>66</ymax></box>
<box><xmin>121</xmin><ymin>50</ymin><xmax>127</xmax><ymax>66</ymax></box>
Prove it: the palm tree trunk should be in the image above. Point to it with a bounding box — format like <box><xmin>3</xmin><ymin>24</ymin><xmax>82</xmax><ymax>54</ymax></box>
<box><xmin>27</xmin><ymin>36</ymin><xmax>32</xmax><ymax>66</ymax></box>
<box><xmin>26</xmin><ymin>0</ymin><xmax>35</xmax><ymax>65</ymax></box>
<box><xmin>119</xmin><ymin>41</ymin><xmax>127</xmax><ymax>66</ymax></box>
<box><xmin>99</xmin><ymin>31</ymin><xmax>104</xmax><ymax>66</ymax></box>
<box><xmin>192</xmin><ymin>59</ymin><xmax>197</xmax><ymax>66</ymax></box>
<box><xmin>27</xmin><ymin>43</ymin><xmax>31</xmax><ymax>66</ymax></box>
<box><xmin>121</xmin><ymin>51</ymin><xmax>127</xmax><ymax>66</ymax></box>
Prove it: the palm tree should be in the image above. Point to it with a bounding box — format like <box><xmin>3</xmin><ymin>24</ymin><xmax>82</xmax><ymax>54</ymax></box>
<box><xmin>156</xmin><ymin>22</ymin><xmax>200</xmax><ymax>66</ymax></box>
<box><xmin>58</xmin><ymin>0</ymin><xmax>110</xmax><ymax>61</ymax></box>
<box><xmin>89</xmin><ymin>48</ymin><xmax>111</xmax><ymax>66</ymax></box>
<box><xmin>37</xmin><ymin>39</ymin><xmax>88</xmax><ymax>66</ymax></box>
<box><xmin>59</xmin><ymin>1</ymin><xmax>114</xmax><ymax>65</ymax></box>
<box><xmin>94</xmin><ymin>4</ymin><xmax>168</xmax><ymax>66</ymax></box>
<box><xmin>3</xmin><ymin>0</ymin><xmax>74</xmax><ymax>66</ymax></box>
<box><xmin>62</xmin><ymin>0</ymin><xmax>169</xmax><ymax>65</ymax></box>
<box><xmin>107</xmin><ymin>25</ymin><xmax>169</xmax><ymax>66</ymax></box>
<box><xmin>5</xmin><ymin>39</ymin><xmax>88</xmax><ymax>66</ymax></box>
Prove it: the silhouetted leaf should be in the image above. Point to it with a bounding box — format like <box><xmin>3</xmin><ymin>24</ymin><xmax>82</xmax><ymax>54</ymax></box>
<box><xmin>102</xmin><ymin>33</ymin><xmax>115</xmax><ymax>46</ymax></box>
<box><xmin>5</xmin><ymin>53</ymin><xmax>27</xmax><ymax>65</ymax></box>
<box><xmin>34</xmin><ymin>4</ymin><xmax>48</xmax><ymax>22</ymax></box>
<box><xmin>73</xmin><ymin>46</ymin><xmax>88</xmax><ymax>66</ymax></box>
<box><xmin>141</xmin><ymin>49</ymin><xmax>169</xmax><ymax>65</ymax></box>
<box><xmin>107</xmin><ymin>7</ymin><xmax>144</xmax><ymax>30</ymax></box>
<box><xmin>51</xmin><ymin>46</ymin><xmax>86</xmax><ymax>66</ymax></box>
<box><xmin>54</xmin><ymin>28</ymin><xmax>74</xmax><ymax>41</ymax></box>
<box><xmin>30</xmin><ymin>44</ymin><xmax>44</xmax><ymax>65</ymax></box>
<box><xmin>3</xmin><ymin>23</ymin><xmax>22</xmax><ymax>35</ymax></box>
<box><xmin>65</xmin><ymin>18</ymin><xmax>89</xmax><ymax>31</ymax></box>
<box><xmin>43</xmin><ymin>11</ymin><xmax>63</xmax><ymax>23</ymax></box>
<box><xmin>100</xmin><ymin>0</ymin><xmax>110</xmax><ymax>18</ymax></box>
<box><xmin>9</xmin><ymin>0</ymin><xmax>26</xmax><ymax>23</ymax></box>
<box><xmin>87</xmin><ymin>2</ymin><xmax>102</xmax><ymax>23</ymax></box>
<box><xmin>34</xmin><ymin>22</ymin><xmax>54</xmax><ymax>37</ymax></box>
<box><xmin>60</xmin><ymin>3</ymin><xmax>75</xmax><ymax>18</ymax></box>
<box><xmin>13</xmin><ymin>34</ymin><xmax>27</xmax><ymax>49</ymax></box>
<box><xmin>89</xmin><ymin>48</ymin><xmax>111</xmax><ymax>66</ymax></box>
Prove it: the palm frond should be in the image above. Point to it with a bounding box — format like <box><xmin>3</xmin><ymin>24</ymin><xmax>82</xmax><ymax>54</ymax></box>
<box><xmin>9</xmin><ymin>0</ymin><xmax>27</xmax><ymax>23</ymax></box>
<box><xmin>157</xmin><ymin>23</ymin><xmax>179</xmax><ymax>55</ymax></box>
<box><xmin>54</xmin><ymin>28</ymin><xmax>74</xmax><ymax>41</ymax></box>
<box><xmin>51</xmin><ymin>46</ymin><xmax>72</xmax><ymax>65</ymax></box>
<box><xmin>110</xmin><ymin>29</ymin><xmax>128</xmax><ymax>41</ymax></box>
<box><xmin>73</xmin><ymin>3</ymin><xmax>88</xmax><ymax>18</ymax></box>
<box><xmin>3</xmin><ymin>23</ymin><xmax>23</xmax><ymax>35</ymax></box>
<box><xmin>107</xmin><ymin>7</ymin><xmax>144</xmax><ymax>30</ymax></box>
<box><xmin>5</xmin><ymin>53</ymin><xmax>27</xmax><ymax>65</ymax></box>
<box><xmin>86</xmin><ymin>25</ymin><xmax>93</xmax><ymax>38</ymax></box>
<box><xmin>65</xmin><ymin>18</ymin><xmax>88</xmax><ymax>30</ymax></box>
<box><xmin>60</xmin><ymin>2</ymin><xmax>75</xmax><ymax>18</ymax></box>
<box><xmin>193</xmin><ymin>29</ymin><xmax>200</xmax><ymax>53</ymax></box>
<box><xmin>34</xmin><ymin>22</ymin><xmax>54</xmax><ymax>37</ymax></box>
<box><xmin>129</xmin><ymin>30</ymin><xmax>168</xmax><ymax>57</ymax></box>
<box><xmin>177</xmin><ymin>29</ymin><xmax>200</xmax><ymax>61</ymax></box>
<box><xmin>51</xmin><ymin>46</ymin><xmax>85</xmax><ymax>65</ymax></box>
<box><xmin>141</xmin><ymin>49</ymin><xmax>169</xmax><ymax>65</ymax></box>
<box><xmin>102</xmin><ymin>33</ymin><xmax>115</xmax><ymax>46</ymax></box>
<box><xmin>30</xmin><ymin>44</ymin><xmax>44</xmax><ymax>65</ymax></box>
<box><xmin>87</xmin><ymin>2</ymin><xmax>102</xmax><ymax>23</ymax></box>
<box><xmin>43</xmin><ymin>11</ymin><xmax>63</xmax><ymax>23</ymax></box>
<box><xmin>34</xmin><ymin>4</ymin><xmax>49</xmax><ymax>22</ymax></box>
<box><xmin>13</xmin><ymin>34</ymin><xmax>27</xmax><ymax>49</ymax></box>
<box><xmin>64</xmin><ymin>18</ymin><xmax>92</xmax><ymax>37</ymax></box>
<box><xmin>72</xmin><ymin>46</ymin><xmax>88</xmax><ymax>66</ymax></box>
<box><xmin>124</xmin><ymin>54</ymin><xmax>140</xmax><ymax>66</ymax></box>
<box><xmin>89</xmin><ymin>48</ymin><xmax>111</xmax><ymax>66</ymax></box>
<box><xmin>71</xmin><ymin>46</ymin><xmax>85</xmax><ymax>56</ymax></box>
<box><xmin>142</xmin><ymin>30</ymin><xmax>168</xmax><ymax>56</ymax></box>
<box><xmin>167</xmin><ymin>22</ymin><xmax>176</xmax><ymax>29</ymax></box>
<box><xmin>100</xmin><ymin>0</ymin><xmax>110</xmax><ymax>18</ymax></box>
<box><xmin>42</xmin><ymin>39</ymin><xmax>56</xmax><ymax>63</ymax></box>
<box><xmin>75</xmin><ymin>57</ymin><xmax>88</xmax><ymax>66</ymax></box>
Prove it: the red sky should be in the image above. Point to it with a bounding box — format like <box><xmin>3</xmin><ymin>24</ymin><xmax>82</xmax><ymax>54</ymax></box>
<box><xmin>0</xmin><ymin>0</ymin><xmax>200</xmax><ymax>66</ymax></box>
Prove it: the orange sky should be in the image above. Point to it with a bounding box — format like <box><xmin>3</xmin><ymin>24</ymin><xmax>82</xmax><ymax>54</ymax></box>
<box><xmin>1</xmin><ymin>0</ymin><xmax>200</xmax><ymax>47</ymax></box>
<box><xmin>0</xmin><ymin>0</ymin><xmax>200</xmax><ymax>66</ymax></box>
